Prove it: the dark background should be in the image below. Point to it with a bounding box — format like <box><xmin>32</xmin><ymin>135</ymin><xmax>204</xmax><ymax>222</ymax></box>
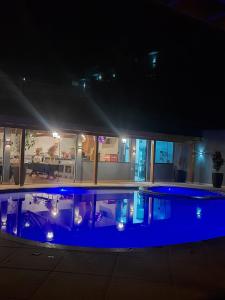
<box><xmin>0</xmin><ymin>1</ymin><xmax>225</xmax><ymax>135</ymax></box>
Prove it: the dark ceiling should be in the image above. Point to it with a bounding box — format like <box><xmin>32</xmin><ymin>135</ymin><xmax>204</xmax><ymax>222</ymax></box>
<box><xmin>0</xmin><ymin>1</ymin><xmax>225</xmax><ymax>135</ymax></box>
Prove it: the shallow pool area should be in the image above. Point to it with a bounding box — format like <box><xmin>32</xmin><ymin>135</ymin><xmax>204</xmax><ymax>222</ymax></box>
<box><xmin>142</xmin><ymin>186</ymin><xmax>225</xmax><ymax>199</ymax></box>
<box><xmin>1</xmin><ymin>186</ymin><xmax>225</xmax><ymax>248</ymax></box>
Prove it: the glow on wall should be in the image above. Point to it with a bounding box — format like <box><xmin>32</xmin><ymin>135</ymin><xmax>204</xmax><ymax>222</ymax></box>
<box><xmin>155</xmin><ymin>141</ymin><xmax>174</xmax><ymax>164</ymax></box>
<box><xmin>133</xmin><ymin>192</ymin><xmax>144</xmax><ymax>224</ymax></box>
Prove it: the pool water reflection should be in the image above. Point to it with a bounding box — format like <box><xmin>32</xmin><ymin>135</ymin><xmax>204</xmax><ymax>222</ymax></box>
<box><xmin>1</xmin><ymin>188</ymin><xmax>225</xmax><ymax>248</ymax></box>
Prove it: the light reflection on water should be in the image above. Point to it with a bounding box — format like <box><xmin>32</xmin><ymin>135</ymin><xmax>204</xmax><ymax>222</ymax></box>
<box><xmin>0</xmin><ymin>188</ymin><xmax>225</xmax><ymax>248</ymax></box>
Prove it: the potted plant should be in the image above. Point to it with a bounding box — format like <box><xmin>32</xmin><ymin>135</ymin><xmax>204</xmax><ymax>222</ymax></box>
<box><xmin>212</xmin><ymin>151</ymin><xmax>224</xmax><ymax>188</ymax></box>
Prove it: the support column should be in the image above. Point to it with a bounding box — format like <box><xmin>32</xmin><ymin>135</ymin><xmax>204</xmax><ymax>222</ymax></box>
<box><xmin>75</xmin><ymin>135</ymin><xmax>83</xmax><ymax>182</ymax></box>
<box><xmin>130</xmin><ymin>139</ymin><xmax>136</xmax><ymax>181</ymax></box>
<box><xmin>150</xmin><ymin>140</ymin><xmax>155</xmax><ymax>183</ymax></box>
<box><xmin>93</xmin><ymin>136</ymin><xmax>99</xmax><ymax>185</ymax></box>
<box><xmin>19</xmin><ymin>128</ymin><xmax>26</xmax><ymax>186</ymax></box>
<box><xmin>187</xmin><ymin>142</ymin><xmax>195</xmax><ymax>183</ymax></box>
<box><xmin>2</xmin><ymin>128</ymin><xmax>11</xmax><ymax>183</ymax></box>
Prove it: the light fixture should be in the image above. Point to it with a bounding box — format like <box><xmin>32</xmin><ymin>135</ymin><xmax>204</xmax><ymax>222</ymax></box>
<box><xmin>121</xmin><ymin>138</ymin><xmax>127</xmax><ymax>144</ymax></box>
<box><xmin>52</xmin><ymin>131</ymin><xmax>60</xmax><ymax>139</ymax></box>
<box><xmin>199</xmin><ymin>151</ymin><xmax>204</xmax><ymax>157</ymax></box>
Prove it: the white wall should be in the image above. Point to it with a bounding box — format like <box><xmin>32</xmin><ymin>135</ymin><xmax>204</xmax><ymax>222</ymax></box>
<box><xmin>194</xmin><ymin>130</ymin><xmax>225</xmax><ymax>184</ymax></box>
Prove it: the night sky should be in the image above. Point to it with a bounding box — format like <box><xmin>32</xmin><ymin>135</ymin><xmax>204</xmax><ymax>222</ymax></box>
<box><xmin>0</xmin><ymin>1</ymin><xmax>225</xmax><ymax>134</ymax></box>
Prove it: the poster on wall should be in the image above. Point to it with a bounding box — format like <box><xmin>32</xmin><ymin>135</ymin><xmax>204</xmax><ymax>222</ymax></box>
<box><xmin>155</xmin><ymin>141</ymin><xmax>174</xmax><ymax>163</ymax></box>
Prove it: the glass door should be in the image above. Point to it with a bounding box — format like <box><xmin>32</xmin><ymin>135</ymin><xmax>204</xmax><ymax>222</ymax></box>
<box><xmin>134</xmin><ymin>139</ymin><xmax>147</xmax><ymax>182</ymax></box>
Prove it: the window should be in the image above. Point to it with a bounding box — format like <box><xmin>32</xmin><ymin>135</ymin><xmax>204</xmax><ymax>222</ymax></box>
<box><xmin>155</xmin><ymin>141</ymin><xmax>174</xmax><ymax>163</ymax></box>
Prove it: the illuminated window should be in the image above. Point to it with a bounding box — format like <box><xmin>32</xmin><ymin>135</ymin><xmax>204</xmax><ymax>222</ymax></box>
<box><xmin>155</xmin><ymin>141</ymin><xmax>174</xmax><ymax>163</ymax></box>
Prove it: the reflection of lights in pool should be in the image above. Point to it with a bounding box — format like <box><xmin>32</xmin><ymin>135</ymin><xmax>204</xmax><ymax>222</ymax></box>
<box><xmin>13</xmin><ymin>227</ymin><xmax>17</xmax><ymax>235</ymax></box>
<box><xmin>74</xmin><ymin>215</ymin><xmax>82</xmax><ymax>224</ymax></box>
<box><xmin>51</xmin><ymin>208</ymin><xmax>59</xmax><ymax>217</ymax></box>
<box><xmin>24</xmin><ymin>222</ymin><xmax>30</xmax><ymax>228</ymax></box>
<box><xmin>60</xmin><ymin>188</ymin><xmax>67</xmax><ymax>192</ymax></box>
<box><xmin>117</xmin><ymin>222</ymin><xmax>125</xmax><ymax>231</ymax></box>
<box><xmin>196</xmin><ymin>207</ymin><xmax>202</xmax><ymax>219</ymax></box>
<box><xmin>130</xmin><ymin>205</ymin><xmax>134</xmax><ymax>216</ymax></box>
<box><xmin>74</xmin><ymin>208</ymin><xmax>82</xmax><ymax>225</ymax></box>
<box><xmin>46</xmin><ymin>231</ymin><xmax>54</xmax><ymax>241</ymax></box>
<box><xmin>1</xmin><ymin>221</ymin><xmax>7</xmax><ymax>226</ymax></box>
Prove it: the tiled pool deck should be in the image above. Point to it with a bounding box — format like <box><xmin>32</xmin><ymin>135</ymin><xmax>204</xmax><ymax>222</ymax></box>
<box><xmin>0</xmin><ymin>182</ymin><xmax>225</xmax><ymax>299</ymax></box>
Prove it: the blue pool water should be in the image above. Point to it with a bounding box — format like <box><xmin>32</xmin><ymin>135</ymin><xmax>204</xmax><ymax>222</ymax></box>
<box><xmin>144</xmin><ymin>186</ymin><xmax>225</xmax><ymax>199</ymax></box>
<box><xmin>1</xmin><ymin>187</ymin><xmax>225</xmax><ymax>248</ymax></box>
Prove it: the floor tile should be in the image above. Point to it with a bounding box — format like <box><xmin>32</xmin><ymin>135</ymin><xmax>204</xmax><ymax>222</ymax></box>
<box><xmin>30</xmin><ymin>272</ymin><xmax>109</xmax><ymax>300</ymax></box>
<box><xmin>0</xmin><ymin>246</ymin><xmax>17</xmax><ymax>262</ymax></box>
<box><xmin>0</xmin><ymin>267</ymin><xmax>48</xmax><ymax>300</ymax></box>
<box><xmin>114</xmin><ymin>250</ymin><xmax>171</xmax><ymax>283</ymax></box>
<box><xmin>55</xmin><ymin>252</ymin><xmax>117</xmax><ymax>276</ymax></box>
<box><xmin>106</xmin><ymin>277</ymin><xmax>176</xmax><ymax>300</ymax></box>
<box><xmin>0</xmin><ymin>247</ymin><xmax>63</xmax><ymax>271</ymax></box>
<box><xmin>169</xmin><ymin>243</ymin><xmax>214</xmax><ymax>288</ymax></box>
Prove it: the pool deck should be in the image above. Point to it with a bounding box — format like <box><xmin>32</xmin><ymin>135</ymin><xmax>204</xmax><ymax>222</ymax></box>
<box><xmin>0</xmin><ymin>182</ymin><xmax>225</xmax><ymax>299</ymax></box>
<box><xmin>1</xmin><ymin>181</ymin><xmax>225</xmax><ymax>192</ymax></box>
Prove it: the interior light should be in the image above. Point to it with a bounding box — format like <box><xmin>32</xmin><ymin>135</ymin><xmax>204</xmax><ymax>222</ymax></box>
<box><xmin>52</xmin><ymin>131</ymin><xmax>60</xmax><ymax>139</ymax></box>
<box><xmin>121</xmin><ymin>138</ymin><xmax>127</xmax><ymax>144</ymax></box>
<box><xmin>81</xmin><ymin>134</ymin><xmax>86</xmax><ymax>142</ymax></box>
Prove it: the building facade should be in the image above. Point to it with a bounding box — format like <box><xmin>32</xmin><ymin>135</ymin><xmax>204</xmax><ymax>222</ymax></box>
<box><xmin>0</xmin><ymin>123</ymin><xmax>199</xmax><ymax>186</ymax></box>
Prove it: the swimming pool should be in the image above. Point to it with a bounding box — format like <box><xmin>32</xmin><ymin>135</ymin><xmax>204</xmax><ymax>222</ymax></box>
<box><xmin>1</xmin><ymin>186</ymin><xmax>225</xmax><ymax>249</ymax></box>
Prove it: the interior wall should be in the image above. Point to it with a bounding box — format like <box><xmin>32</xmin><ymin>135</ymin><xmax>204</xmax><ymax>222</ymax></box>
<box><xmin>98</xmin><ymin>137</ymin><xmax>119</xmax><ymax>161</ymax></box>
<box><xmin>25</xmin><ymin>136</ymin><xmax>76</xmax><ymax>159</ymax></box>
